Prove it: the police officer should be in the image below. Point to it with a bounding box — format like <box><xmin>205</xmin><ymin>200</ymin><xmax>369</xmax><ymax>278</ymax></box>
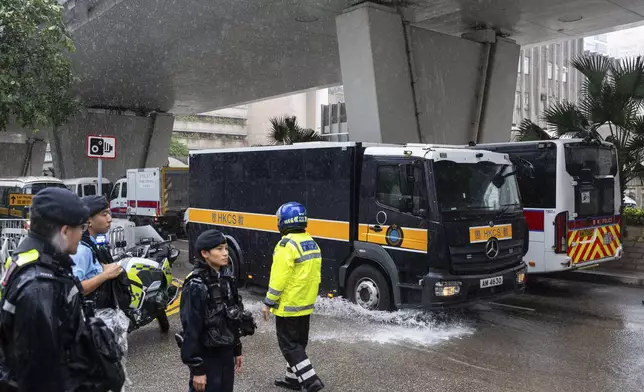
<box><xmin>71</xmin><ymin>195</ymin><xmax>123</xmax><ymax>307</ymax></box>
<box><xmin>263</xmin><ymin>202</ymin><xmax>324</xmax><ymax>392</ymax></box>
<box><xmin>180</xmin><ymin>229</ymin><xmax>245</xmax><ymax>392</ymax></box>
<box><xmin>0</xmin><ymin>188</ymin><xmax>96</xmax><ymax>391</ymax></box>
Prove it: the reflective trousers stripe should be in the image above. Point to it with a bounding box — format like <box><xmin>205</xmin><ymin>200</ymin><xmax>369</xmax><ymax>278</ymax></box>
<box><xmin>294</xmin><ymin>358</ymin><xmax>311</xmax><ymax>371</ymax></box>
<box><xmin>283</xmin><ymin>304</ymin><xmax>315</xmax><ymax>313</ymax></box>
<box><xmin>300</xmin><ymin>369</ymin><xmax>316</xmax><ymax>382</ymax></box>
<box><xmin>294</xmin><ymin>252</ymin><xmax>321</xmax><ymax>264</ymax></box>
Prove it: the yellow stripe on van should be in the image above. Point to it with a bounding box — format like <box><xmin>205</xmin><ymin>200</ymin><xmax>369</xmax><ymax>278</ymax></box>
<box><xmin>188</xmin><ymin>208</ymin><xmax>426</xmax><ymax>251</ymax></box>
<box><xmin>358</xmin><ymin>224</ymin><xmax>428</xmax><ymax>252</ymax></box>
<box><xmin>188</xmin><ymin>208</ymin><xmax>350</xmax><ymax>242</ymax></box>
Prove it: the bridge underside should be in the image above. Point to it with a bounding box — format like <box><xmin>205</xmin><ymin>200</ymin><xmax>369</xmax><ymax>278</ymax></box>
<box><xmin>63</xmin><ymin>0</ymin><xmax>644</xmax><ymax>115</ymax></box>
<box><xmin>6</xmin><ymin>0</ymin><xmax>640</xmax><ymax>178</ymax></box>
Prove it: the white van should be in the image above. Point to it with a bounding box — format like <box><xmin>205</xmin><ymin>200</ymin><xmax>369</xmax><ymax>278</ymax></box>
<box><xmin>63</xmin><ymin>177</ymin><xmax>113</xmax><ymax>198</ymax></box>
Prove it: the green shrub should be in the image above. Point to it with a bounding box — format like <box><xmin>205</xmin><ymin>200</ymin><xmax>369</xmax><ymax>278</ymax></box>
<box><xmin>623</xmin><ymin>207</ymin><xmax>644</xmax><ymax>225</ymax></box>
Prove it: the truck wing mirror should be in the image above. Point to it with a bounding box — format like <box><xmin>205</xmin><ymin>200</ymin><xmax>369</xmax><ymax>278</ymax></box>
<box><xmin>399</xmin><ymin>164</ymin><xmax>415</xmax><ymax>196</ymax></box>
<box><xmin>510</xmin><ymin>157</ymin><xmax>535</xmax><ymax>179</ymax></box>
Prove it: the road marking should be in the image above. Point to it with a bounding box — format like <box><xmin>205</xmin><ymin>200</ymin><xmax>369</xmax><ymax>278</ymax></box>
<box><xmin>489</xmin><ymin>302</ymin><xmax>536</xmax><ymax>312</ymax></box>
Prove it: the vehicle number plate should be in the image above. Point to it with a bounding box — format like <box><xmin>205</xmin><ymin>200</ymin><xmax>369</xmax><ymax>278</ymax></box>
<box><xmin>480</xmin><ymin>276</ymin><xmax>503</xmax><ymax>289</ymax></box>
<box><xmin>577</xmin><ymin>228</ymin><xmax>594</xmax><ymax>238</ymax></box>
<box><xmin>469</xmin><ymin>224</ymin><xmax>512</xmax><ymax>243</ymax></box>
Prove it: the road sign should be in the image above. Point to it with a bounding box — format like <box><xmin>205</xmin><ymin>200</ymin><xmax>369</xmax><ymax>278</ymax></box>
<box><xmin>9</xmin><ymin>194</ymin><xmax>32</xmax><ymax>207</ymax></box>
<box><xmin>86</xmin><ymin>135</ymin><xmax>117</xmax><ymax>159</ymax></box>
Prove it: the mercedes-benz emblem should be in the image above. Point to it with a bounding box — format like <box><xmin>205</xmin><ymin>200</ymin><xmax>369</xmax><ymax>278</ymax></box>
<box><xmin>485</xmin><ymin>238</ymin><xmax>500</xmax><ymax>259</ymax></box>
<box><xmin>489</xmin><ymin>221</ymin><xmax>495</xmax><ymax>227</ymax></box>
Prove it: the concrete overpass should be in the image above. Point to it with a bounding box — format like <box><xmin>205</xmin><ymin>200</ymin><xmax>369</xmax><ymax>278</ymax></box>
<box><xmin>5</xmin><ymin>0</ymin><xmax>644</xmax><ymax>180</ymax></box>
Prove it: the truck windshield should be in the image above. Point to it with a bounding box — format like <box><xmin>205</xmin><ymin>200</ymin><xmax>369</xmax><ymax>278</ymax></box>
<box><xmin>435</xmin><ymin>161</ymin><xmax>521</xmax><ymax>214</ymax></box>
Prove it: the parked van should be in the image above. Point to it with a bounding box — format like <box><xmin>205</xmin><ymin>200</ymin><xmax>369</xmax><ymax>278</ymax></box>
<box><xmin>64</xmin><ymin>177</ymin><xmax>113</xmax><ymax>198</ymax></box>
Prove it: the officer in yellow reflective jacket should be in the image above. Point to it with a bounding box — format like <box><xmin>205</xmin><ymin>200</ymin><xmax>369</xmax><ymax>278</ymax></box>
<box><xmin>263</xmin><ymin>202</ymin><xmax>324</xmax><ymax>392</ymax></box>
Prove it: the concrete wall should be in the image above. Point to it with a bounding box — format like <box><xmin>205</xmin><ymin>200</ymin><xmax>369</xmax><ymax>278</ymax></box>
<box><xmin>0</xmin><ymin>130</ymin><xmax>48</xmax><ymax>177</ymax></box>
<box><xmin>50</xmin><ymin>110</ymin><xmax>173</xmax><ymax>181</ymax></box>
<box><xmin>173</xmin><ymin>133</ymin><xmax>247</xmax><ymax>150</ymax></box>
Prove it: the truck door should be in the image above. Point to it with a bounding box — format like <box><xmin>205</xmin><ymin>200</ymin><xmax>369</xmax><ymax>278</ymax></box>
<box><xmin>359</xmin><ymin>156</ymin><xmax>430</xmax><ymax>283</ymax></box>
<box><xmin>109</xmin><ymin>180</ymin><xmax>127</xmax><ymax>215</ymax></box>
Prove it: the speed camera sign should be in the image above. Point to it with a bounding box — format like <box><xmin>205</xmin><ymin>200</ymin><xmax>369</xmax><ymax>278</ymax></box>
<box><xmin>86</xmin><ymin>135</ymin><xmax>117</xmax><ymax>159</ymax></box>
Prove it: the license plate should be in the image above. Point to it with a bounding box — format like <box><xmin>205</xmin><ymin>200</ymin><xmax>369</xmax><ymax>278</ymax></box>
<box><xmin>469</xmin><ymin>224</ymin><xmax>512</xmax><ymax>243</ymax></box>
<box><xmin>577</xmin><ymin>228</ymin><xmax>594</xmax><ymax>238</ymax></box>
<box><xmin>480</xmin><ymin>276</ymin><xmax>503</xmax><ymax>289</ymax></box>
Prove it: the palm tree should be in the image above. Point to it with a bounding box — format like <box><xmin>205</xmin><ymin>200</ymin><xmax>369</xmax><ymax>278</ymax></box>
<box><xmin>515</xmin><ymin>54</ymin><xmax>644</xmax><ymax>199</ymax></box>
<box><xmin>268</xmin><ymin>115</ymin><xmax>323</xmax><ymax>145</ymax></box>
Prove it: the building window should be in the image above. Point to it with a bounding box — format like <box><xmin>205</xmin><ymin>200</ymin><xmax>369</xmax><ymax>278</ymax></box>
<box><xmin>523</xmin><ymin>56</ymin><xmax>530</xmax><ymax>74</ymax></box>
<box><xmin>548</xmin><ymin>62</ymin><xmax>553</xmax><ymax>80</ymax></box>
<box><xmin>524</xmin><ymin>93</ymin><xmax>529</xmax><ymax>110</ymax></box>
<box><xmin>562</xmin><ymin>67</ymin><xmax>568</xmax><ymax>83</ymax></box>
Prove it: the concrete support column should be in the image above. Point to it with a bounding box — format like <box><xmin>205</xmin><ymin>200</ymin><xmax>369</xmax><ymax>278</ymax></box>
<box><xmin>0</xmin><ymin>130</ymin><xmax>47</xmax><ymax>177</ymax></box>
<box><xmin>336</xmin><ymin>3</ymin><xmax>419</xmax><ymax>144</ymax></box>
<box><xmin>336</xmin><ymin>2</ymin><xmax>520</xmax><ymax>145</ymax></box>
<box><xmin>50</xmin><ymin>109</ymin><xmax>174</xmax><ymax>181</ymax></box>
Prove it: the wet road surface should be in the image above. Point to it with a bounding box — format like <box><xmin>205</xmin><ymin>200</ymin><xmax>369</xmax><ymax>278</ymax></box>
<box><xmin>125</xmin><ymin>243</ymin><xmax>644</xmax><ymax>391</ymax></box>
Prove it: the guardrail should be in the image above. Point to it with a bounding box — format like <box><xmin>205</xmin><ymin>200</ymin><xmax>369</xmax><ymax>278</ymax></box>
<box><xmin>0</xmin><ymin>219</ymin><xmax>29</xmax><ymax>273</ymax></box>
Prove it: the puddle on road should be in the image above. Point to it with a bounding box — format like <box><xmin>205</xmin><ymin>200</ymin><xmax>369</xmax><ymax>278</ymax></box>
<box><xmin>243</xmin><ymin>297</ymin><xmax>474</xmax><ymax>348</ymax></box>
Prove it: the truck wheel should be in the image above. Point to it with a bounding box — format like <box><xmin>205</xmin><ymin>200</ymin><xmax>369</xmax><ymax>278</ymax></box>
<box><xmin>228</xmin><ymin>248</ymin><xmax>241</xmax><ymax>283</ymax></box>
<box><xmin>157</xmin><ymin>311</ymin><xmax>170</xmax><ymax>333</ymax></box>
<box><xmin>347</xmin><ymin>265</ymin><xmax>392</xmax><ymax>311</ymax></box>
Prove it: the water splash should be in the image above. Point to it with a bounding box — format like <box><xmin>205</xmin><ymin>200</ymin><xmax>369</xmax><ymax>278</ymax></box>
<box><xmin>243</xmin><ymin>296</ymin><xmax>475</xmax><ymax>348</ymax></box>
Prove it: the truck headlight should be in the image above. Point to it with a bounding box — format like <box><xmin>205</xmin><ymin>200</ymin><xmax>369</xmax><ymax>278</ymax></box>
<box><xmin>434</xmin><ymin>281</ymin><xmax>462</xmax><ymax>297</ymax></box>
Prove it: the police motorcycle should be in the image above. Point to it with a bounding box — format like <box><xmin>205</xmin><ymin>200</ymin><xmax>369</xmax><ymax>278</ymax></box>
<box><xmin>129</xmin><ymin>236</ymin><xmax>180</xmax><ymax>265</ymax></box>
<box><xmin>96</xmin><ymin>234</ymin><xmax>180</xmax><ymax>333</ymax></box>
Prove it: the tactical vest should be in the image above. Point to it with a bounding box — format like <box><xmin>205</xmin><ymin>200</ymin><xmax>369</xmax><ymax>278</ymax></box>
<box><xmin>184</xmin><ymin>268</ymin><xmax>241</xmax><ymax>348</ymax></box>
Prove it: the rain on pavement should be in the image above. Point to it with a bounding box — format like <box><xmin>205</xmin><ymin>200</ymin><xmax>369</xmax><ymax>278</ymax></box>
<box><xmin>125</xmin><ymin>241</ymin><xmax>644</xmax><ymax>392</ymax></box>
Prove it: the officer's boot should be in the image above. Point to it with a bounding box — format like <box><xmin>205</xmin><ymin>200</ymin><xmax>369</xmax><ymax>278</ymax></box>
<box><xmin>305</xmin><ymin>379</ymin><xmax>324</xmax><ymax>392</ymax></box>
<box><xmin>274</xmin><ymin>366</ymin><xmax>301</xmax><ymax>391</ymax></box>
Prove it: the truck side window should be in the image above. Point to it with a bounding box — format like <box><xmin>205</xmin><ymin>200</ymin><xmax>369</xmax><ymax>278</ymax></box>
<box><xmin>376</xmin><ymin>165</ymin><xmax>404</xmax><ymax>210</ymax></box>
<box><xmin>121</xmin><ymin>182</ymin><xmax>128</xmax><ymax>198</ymax></box>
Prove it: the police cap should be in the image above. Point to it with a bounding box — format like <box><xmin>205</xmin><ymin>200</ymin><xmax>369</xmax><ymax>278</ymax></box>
<box><xmin>31</xmin><ymin>188</ymin><xmax>89</xmax><ymax>226</ymax></box>
<box><xmin>81</xmin><ymin>195</ymin><xmax>109</xmax><ymax>217</ymax></box>
<box><xmin>195</xmin><ymin>229</ymin><xmax>226</xmax><ymax>252</ymax></box>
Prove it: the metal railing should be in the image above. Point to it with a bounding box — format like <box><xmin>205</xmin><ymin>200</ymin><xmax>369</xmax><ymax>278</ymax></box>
<box><xmin>0</xmin><ymin>219</ymin><xmax>29</xmax><ymax>273</ymax></box>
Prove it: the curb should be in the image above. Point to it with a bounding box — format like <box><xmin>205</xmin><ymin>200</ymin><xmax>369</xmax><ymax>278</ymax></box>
<box><xmin>550</xmin><ymin>269</ymin><xmax>644</xmax><ymax>287</ymax></box>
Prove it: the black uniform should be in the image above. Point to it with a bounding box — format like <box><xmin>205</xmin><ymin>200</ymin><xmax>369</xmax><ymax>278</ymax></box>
<box><xmin>180</xmin><ymin>260</ymin><xmax>243</xmax><ymax>392</ymax></box>
<box><xmin>0</xmin><ymin>188</ymin><xmax>106</xmax><ymax>392</ymax></box>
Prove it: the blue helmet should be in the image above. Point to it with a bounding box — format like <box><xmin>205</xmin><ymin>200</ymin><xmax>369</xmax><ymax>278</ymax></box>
<box><xmin>276</xmin><ymin>202</ymin><xmax>308</xmax><ymax>232</ymax></box>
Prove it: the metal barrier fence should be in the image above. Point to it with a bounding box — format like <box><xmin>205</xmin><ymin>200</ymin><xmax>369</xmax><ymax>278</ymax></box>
<box><xmin>107</xmin><ymin>226</ymin><xmax>126</xmax><ymax>255</ymax></box>
<box><xmin>1</xmin><ymin>219</ymin><xmax>28</xmax><ymax>251</ymax></box>
<box><xmin>1</xmin><ymin>219</ymin><xmax>29</xmax><ymax>272</ymax></box>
